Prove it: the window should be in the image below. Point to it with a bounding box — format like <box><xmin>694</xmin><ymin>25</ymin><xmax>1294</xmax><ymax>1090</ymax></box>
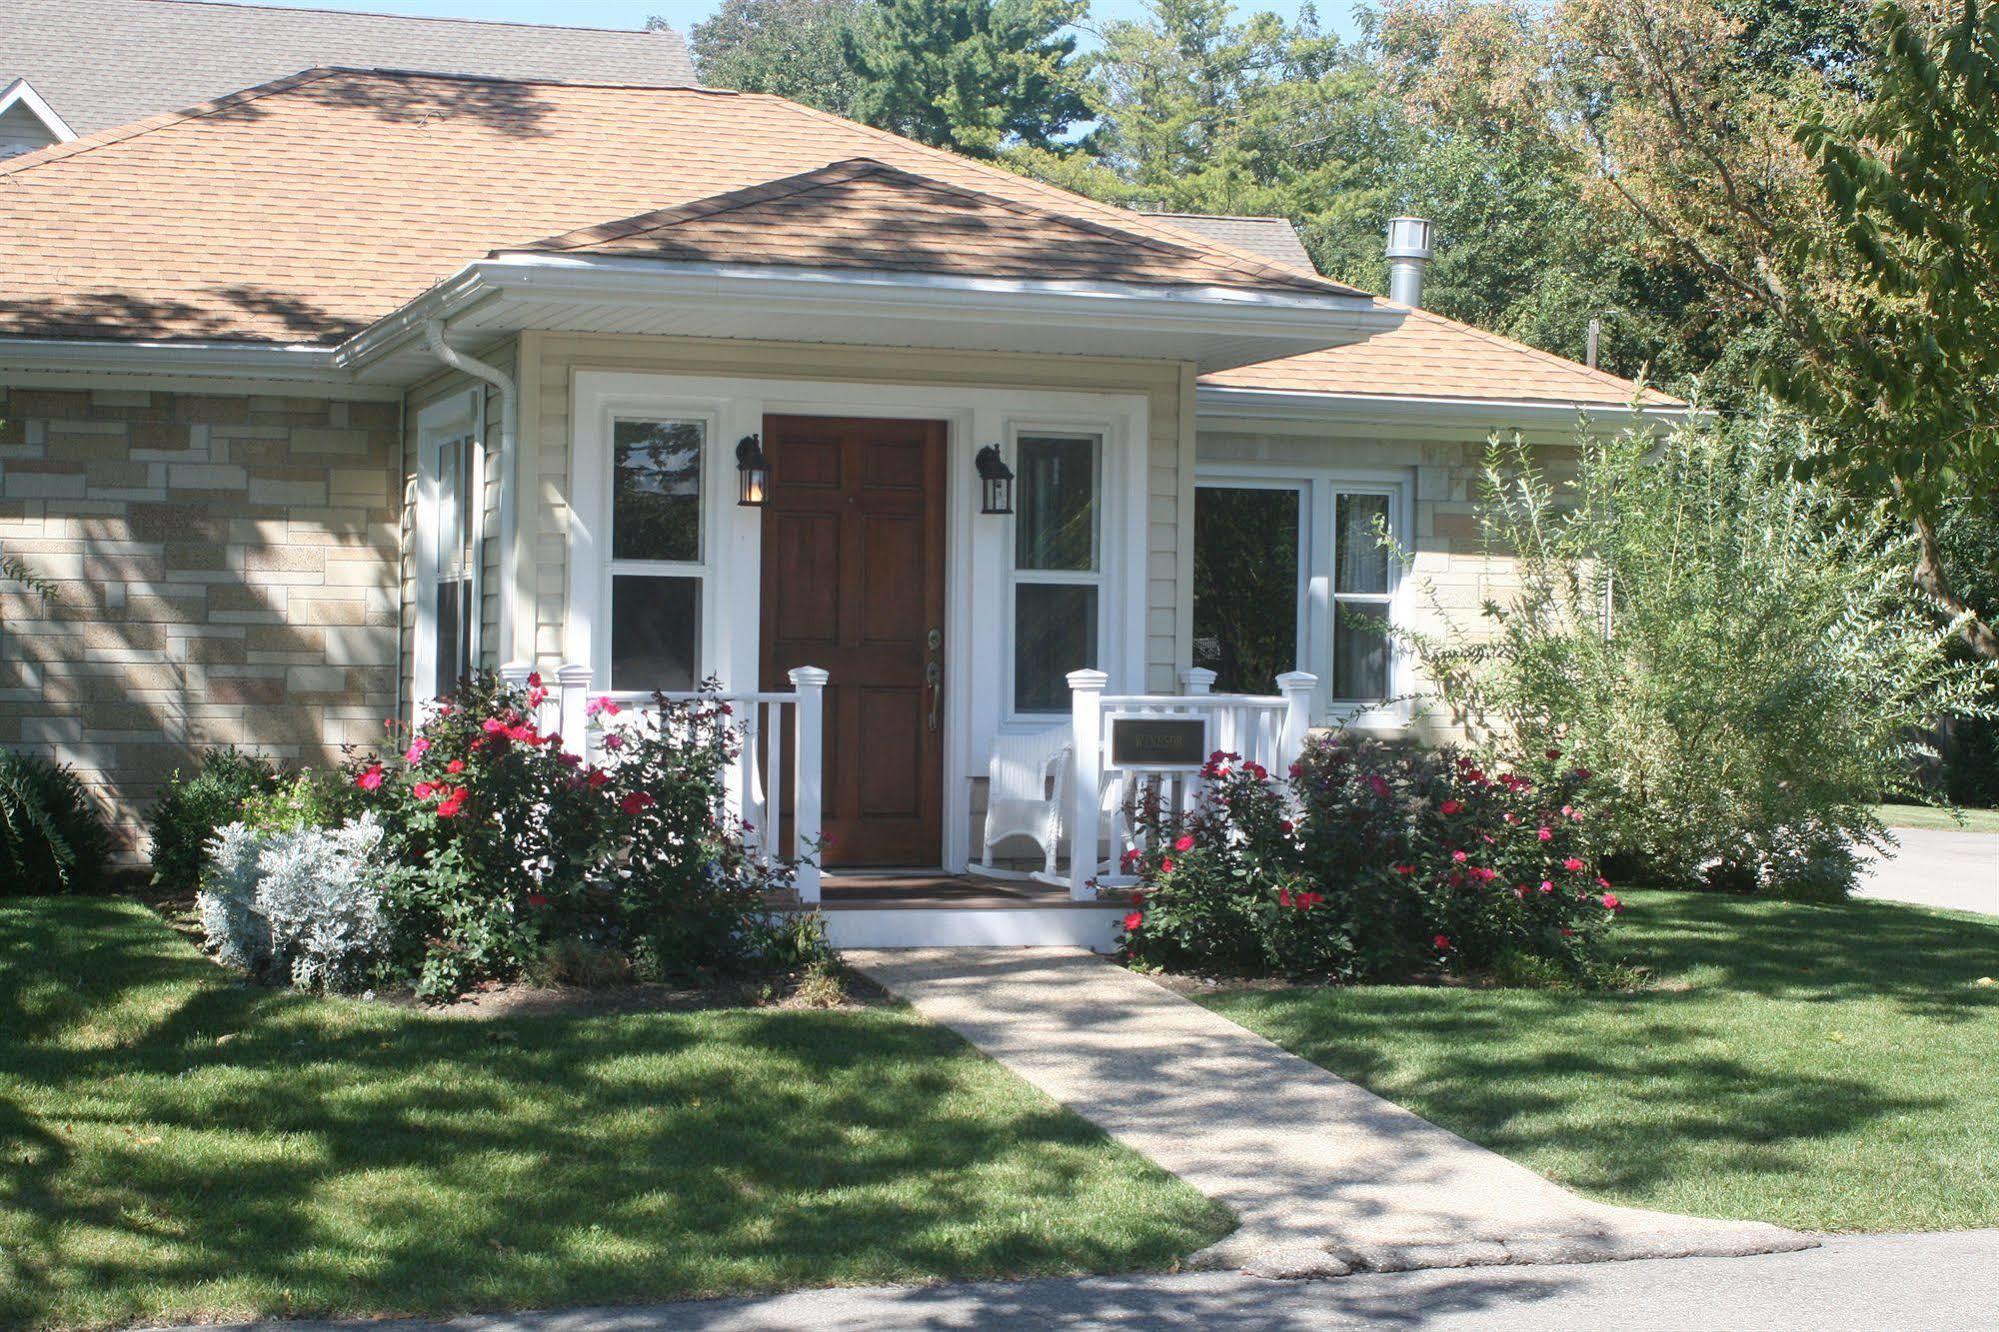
<box><xmin>1191</xmin><ymin>472</ymin><xmax>1406</xmax><ymax>716</ymax></box>
<box><xmin>1193</xmin><ymin>485</ymin><xmax>1304</xmax><ymax>694</ymax></box>
<box><xmin>1012</xmin><ymin>433</ymin><xmax>1102</xmax><ymax>713</ymax></box>
<box><xmin>608</xmin><ymin>417</ymin><xmax>706</xmax><ymax>692</ymax></box>
<box><xmin>431</xmin><ymin>431</ymin><xmax>477</xmax><ymax>697</ymax></box>
<box><xmin>1332</xmin><ymin>493</ymin><xmax>1393</xmax><ymax>702</ymax></box>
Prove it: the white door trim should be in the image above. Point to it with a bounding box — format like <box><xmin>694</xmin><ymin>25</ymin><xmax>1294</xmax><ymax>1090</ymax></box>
<box><xmin>569</xmin><ymin>370</ymin><xmax>1151</xmax><ymax>874</ymax></box>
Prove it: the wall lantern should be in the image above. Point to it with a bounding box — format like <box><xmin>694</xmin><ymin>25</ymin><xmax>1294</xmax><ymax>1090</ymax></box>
<box><xmin>975</xmin><ymin>444</ymin><xmax>1014</xmax><ymax>515</ymax></box>
<box><xmin>735</xmin><ymin>433</ymin><xmax>768</xmax><ymax>507</ymax></box>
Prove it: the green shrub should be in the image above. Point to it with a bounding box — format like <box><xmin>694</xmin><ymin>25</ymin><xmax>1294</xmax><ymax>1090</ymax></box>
<box><xmin>345</xmin><ymin>673</ymin><xmax>807</xmax><ymax>1000</ymax></box>
<box><xmin>1117</xmin><ymin>742</ymin><xmax>1617</xmax><ymax>983</ymax></box>
<box><xmin>1409</xmin><ymin>408</ymin><xmax>1998</xmax><ymax>894</ymax></box>
<box><xmin>147</xmin><ymin>748</ymin><xmax>281</xmax><ymax>896</ymax></box>
<box><xmin>0</xmin><ymin>751</ymin><xmax>110</xmax><ymax>896</ymax></box>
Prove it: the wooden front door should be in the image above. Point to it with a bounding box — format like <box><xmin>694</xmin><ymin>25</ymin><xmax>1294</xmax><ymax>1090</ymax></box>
<box><xmin>759</xmin><ymin>415</ymin><xmax>947</xmax><ymax>866</ymax></box>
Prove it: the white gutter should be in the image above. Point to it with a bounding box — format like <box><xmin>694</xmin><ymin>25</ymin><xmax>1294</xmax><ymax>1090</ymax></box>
<box><xmin>1195</xmin><ymin>384</ymin><xmax>1694</xmax><ymax>428</ymax></box>
<box><xmin>424</xmin><ymin>318</ymin><xmax>520</xmax><ymax>669</ymax></box>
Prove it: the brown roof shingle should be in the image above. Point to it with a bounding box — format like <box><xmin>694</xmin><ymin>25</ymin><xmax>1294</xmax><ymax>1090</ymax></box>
<box><xmin>0</xmin><ymin>68</ymin><xmax>1365</xmax><ymax>345</ymax></box>
<box><xmin>1199</xmin><ymin>306</ymin><xmax>1681</xmax><ymax>408</ymax></box>
<box><xmin>508</xmin><ymin>159</ymin><xmax>1342</xmax><ymax>296</ymax></box>
<box><xmin>0</xmin><ymin>0</ymin><xmax>696</xmax><ymax>136</ymax></box>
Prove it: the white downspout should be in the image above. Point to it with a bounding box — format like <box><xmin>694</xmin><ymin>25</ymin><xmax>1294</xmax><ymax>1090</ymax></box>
<box><xmin>424</xmin><ymin>318</ymin><xmax>519</xmax><ymax>668</ymax></box>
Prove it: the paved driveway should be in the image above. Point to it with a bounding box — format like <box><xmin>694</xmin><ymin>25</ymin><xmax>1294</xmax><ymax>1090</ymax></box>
<box><xmin>1857</xmin><ymin>827</ymin><xmax>1998</xmax><ymax>915</ymax></box>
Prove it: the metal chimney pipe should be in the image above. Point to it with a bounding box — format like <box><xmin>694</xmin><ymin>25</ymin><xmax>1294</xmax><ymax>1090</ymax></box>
<box><xmin>1385</xmin><ymin>216</ymin><xmax>1434</xmax><ymax>307</ymax></box>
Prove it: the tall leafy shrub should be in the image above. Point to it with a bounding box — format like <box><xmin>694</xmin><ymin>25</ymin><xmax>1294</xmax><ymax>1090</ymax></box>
<box><xmin>0</xmin><ymin>751</ymin><xmax>109</xmax><ymax>896</ymax></box>
<box><xmin>1412</xmin><ymin>408</ymin><xmax>1998</xmax><ymax>894</ymax></box>
<box><xmin>147</xmin><ymin>748</ymin><xmax>282</xmax><ymax>896</ymax></box>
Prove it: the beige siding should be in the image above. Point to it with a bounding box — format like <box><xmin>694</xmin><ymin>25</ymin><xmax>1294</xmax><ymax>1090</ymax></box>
<box><xmin>526</xmin><ymin>334</ymin><xmax>1192</xmax><ymax>691</ymax></box>
<box><xmin>0</xmin><ymin>384</ymin><xmax>401</xmax><ymax>851</ymax></box>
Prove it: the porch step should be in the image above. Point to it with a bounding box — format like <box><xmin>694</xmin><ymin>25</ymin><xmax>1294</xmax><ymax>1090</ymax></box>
<box><xmin>822</xmin><ymin>903</ymin><xmax>1125</xmax><ymax>949</ymax></box>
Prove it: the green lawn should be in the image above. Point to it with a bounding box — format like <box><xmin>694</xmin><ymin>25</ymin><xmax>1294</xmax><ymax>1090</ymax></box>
<box><xmin>0</xmin><ymin>898</ymin><xmax>1230</xmax><ymax>1332</ymax></box>
<box><xmin>1203</xmin><ymin>891</ymin><xmax>1999</xmax><ymax>1234</ymax></box>
<box><xmin>1873</xmin><ymin>802</ymin><xmax>1999</xmax><ymax>834</ymax></box>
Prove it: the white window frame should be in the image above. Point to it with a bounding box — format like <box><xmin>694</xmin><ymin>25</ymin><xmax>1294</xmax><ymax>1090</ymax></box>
<box><xmin>1006</xmin><ymin>426</ymin><xmax>1109</xmax><ymax>720</ymax></box>
<box><xmin>413</xmin><ymin>389</ymin><xmax>483</xmax><ymax>708</ymax></box>
<box><xmin>1195</xmin><ymin>463</ymin><xmax>1413</xmax><ymax>727</ymax></box>
<box><xmin>580</xmin><ymin>402</ymin><xmax>723</xmax><ymax>697</ymax></box>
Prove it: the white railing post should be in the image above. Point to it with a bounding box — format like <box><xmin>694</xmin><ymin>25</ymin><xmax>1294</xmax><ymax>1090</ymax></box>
<box><xmin>556</xmin><ymin>662</ymin><xmax>591</xmax><ymax>759</ymax></box>
<box><xmin>1275</xmin><ymin>671</ymin><xmax>1318</xmax><ymax>774</ymax></box>
<box><xmin>1067</xmin><ymin>668</ymin><xmax>1109</xmax><ymax>901</ymax></box>
<box><xmin>788</xmin><ymin>666</ymin><xmax>828</xmax><ymax>906</ymax></box>
<box><xmin>1179</xmin><ymin>667</ymin><xmax>1216</xmax><ymax>696</ymax></box>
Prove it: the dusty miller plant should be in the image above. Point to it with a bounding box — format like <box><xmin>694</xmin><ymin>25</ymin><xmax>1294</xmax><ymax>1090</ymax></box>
<box><xmin>197</xmin><ymin>814</ymin><xmax>394</xmax><ymax>991</ymax></box>
<box><xmin>1406</xmin><ymin>404</ymin><xmax>1997</xmax><ymax>895</ymax></box>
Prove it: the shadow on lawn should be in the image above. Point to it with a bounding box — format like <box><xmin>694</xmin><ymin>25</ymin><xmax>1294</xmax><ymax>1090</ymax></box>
<box><xmin>0</xmin><ymin>899</ymin><xmax>1225</xmax><ymax>1328</ymax></box>
<box><xmin>1208</xmin><ymin>894</ymin><xmax>1998</xmax><ymax>1206</ymax></box>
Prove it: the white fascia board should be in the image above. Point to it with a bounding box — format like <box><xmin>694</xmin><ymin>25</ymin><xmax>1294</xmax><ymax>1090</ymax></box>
<box><xmin>0</xmin><ymin>79</ymin><xmax>77</xmax><ymax>144</ymax></box>
<box><xmin>1196</xmin><ymin>384</ymin><xmax>1694</xmax><ymax>432</ymax></box>
<box><xmin>0</xmin><ymin>334</ymin><xmax>393</xmax><ymax>396</ymax></box>
<box><xmin>338</xmin><ymin>255</ymin><xmax>1401</xmax><ymax>376</ymax></box>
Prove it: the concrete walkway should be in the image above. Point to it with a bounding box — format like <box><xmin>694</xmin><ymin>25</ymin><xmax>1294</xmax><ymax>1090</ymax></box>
<box><xmin>207</xmin><ymin>1231</ymin><xmax>1995</xmax><ymax>1330</ymax></box>
<box><xmin>846</xmin><ymin>949</ymin><xmax>1812</xmax><ymax>1279</ymax></box>
<box><xmin>1857</xmin><ymin>827</ymin><xmax>1998</xmax><ymax>915</ymax></box>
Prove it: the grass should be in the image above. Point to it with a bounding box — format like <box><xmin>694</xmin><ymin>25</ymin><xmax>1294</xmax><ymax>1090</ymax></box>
<box><xmin>1873</xmin><ymin>802</ymin><xmax>1999</xmax><ymax>834</ymax></box>
<box><xmin>1201</xmin><ymin>891</ymin><xmax>1999</xmax><ymax>1235</ymax></box>
<box><xmin>0</xmin><ymin>898</ymin><xmax>1231</xmax><ymax>1332</ymax></box>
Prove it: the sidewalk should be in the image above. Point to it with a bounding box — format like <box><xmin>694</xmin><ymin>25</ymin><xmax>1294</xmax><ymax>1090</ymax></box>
<box><xmin>184</xmin><ymin>1231</ymin><xmax>1993</xmax><ymax>1331</ymax></box>
<box><xmin>847</xmin><ymin>948</ymin><xmax>1812</xmax><ymax>1279</ymax></box>
<box><xmin>1857</xmin><ymin>826</ymin><xmax>1999</xmax><ymax>915</ymax></box>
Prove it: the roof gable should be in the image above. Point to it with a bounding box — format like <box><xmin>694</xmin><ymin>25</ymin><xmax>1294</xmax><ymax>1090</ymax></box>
<box><xmin>508</xmin><ymin>160</ymin><xmax>1344</xmax><ymax>296</ymax></box>
<box><xmin>1142</xmin><ymin>213</ymin><xmax>1316</xmax><ymax>274</ymax></box>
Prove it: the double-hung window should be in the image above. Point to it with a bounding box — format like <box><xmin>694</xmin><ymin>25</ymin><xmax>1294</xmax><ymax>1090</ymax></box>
<box><xmin>607</xmin><ymin>417</ymin><xmax>706</xmax><ymax>692</ymax></box>
<box><xmin>417</xmin><ymin>396</ymin><xmax>479</xmax><ymax>704</ymax></box>
<box><xmin>1011</xmin><ymin>432</ymin><xmax>1103</xmax><ymax>714</ymax></box>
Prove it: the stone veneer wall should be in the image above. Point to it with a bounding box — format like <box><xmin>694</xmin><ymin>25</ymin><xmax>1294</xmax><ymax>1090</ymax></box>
<box><xmin>0</xmin><ymin>385</ymin><xmax>402</xmax><ymax>856</ymax></box>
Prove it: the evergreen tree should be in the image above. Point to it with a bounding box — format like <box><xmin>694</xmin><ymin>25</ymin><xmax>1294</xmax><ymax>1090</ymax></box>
<box><xmin>676</xmin><ymin>0</ymin><xmax>871</xmax><ymax>117</ymax></box>
<box><xmin>841</xmin><ymin>0</ymin><xmax>1091</xmax><ymax>156</ymax></box>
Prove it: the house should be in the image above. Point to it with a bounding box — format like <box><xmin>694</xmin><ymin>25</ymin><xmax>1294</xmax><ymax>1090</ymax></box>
<box><xmin>0</xmin><ymin>0</ymin><xmax>695</xmax><ymax>156</ymax></box>
<box><xmin>0</xmin><ymin>59</ymin><xmax>1681</xmax><ymax>942</ymax></box>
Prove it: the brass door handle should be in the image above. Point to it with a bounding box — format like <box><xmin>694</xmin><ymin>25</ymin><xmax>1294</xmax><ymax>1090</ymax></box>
<box><xmin>925</xmin><ymin>659</ymin><xmax>942</xmax><ymax>732</ymax></box>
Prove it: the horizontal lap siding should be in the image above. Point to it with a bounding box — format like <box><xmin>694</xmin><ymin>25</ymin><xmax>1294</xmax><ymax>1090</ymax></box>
<box><xmin>0</xmin><ymin>384</ymin><xmax>402</xmax><ymax>852</ymax></box>
<box><xmin>526</xmin><ymin>334</ymin><xmax>1191</xmax><ymax>690</ymax></box>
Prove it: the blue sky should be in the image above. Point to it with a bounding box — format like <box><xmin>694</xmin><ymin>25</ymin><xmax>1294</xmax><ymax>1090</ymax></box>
<box><xmin>242</xmin><ymin>0</ymin><xmax>1362</xmax><ymax>43</ymax></box>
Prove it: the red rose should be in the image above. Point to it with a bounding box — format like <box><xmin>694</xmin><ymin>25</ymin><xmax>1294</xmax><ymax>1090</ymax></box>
<box><xmin>413</xmin><ymin>781</ymin><xmax>436</xmax><ymax>801</ymax></box>
<box><xmin>620</xmin><ymin>791</ymin><xmax>656</xmax><ymax>815</ymax></box>
<box><xmin>1601</xmin><ymin>892</ymin><xmax>1623</xmax><ymax>913</ymax></box>
<box><xmin>435</xmin><ymin>786</ymin><xmax>468</xmax><ymax>818</ymax></box>
<box><xmin>1173</xmin><ymin>835</ymin><xmax>1195</xmax><ymax>852</ymax></box>
<box><xmin>1440</xmin><ymin>799</ymin><xmax>1463</xmax><ymax>815</ymax></box>
<box><xmin>527</xmin><ymin>892</ymin><xmax>549</xmax><ymax>907</ymax></box>
<box><xmin>1563</xmin><ymin>857</ymin><xmax>1586</xmax><ymax>872</ymax></box>
<box><xmin>355</xmin><ymin>763</ymin><xmax>384</xmax><ymax>792</ymax></box>
<box><xmin>1433</xmin><ymin>934</ymin><xmax>1451</xmax><ymax>951</ymax></box>
<box><xmin>1123</xmin><ymin>911</ymin><xmax>1144</xmax><ymax>932</ymax></box>
<box><xmin>1159</xmin><ymin>857</ymin><xmax>1176</xmax><ymax>874</ymax></box>
<box><xmin>446</xmin><ymin>759</ymin><xmax>465</xmax><ymax>774</ymax></box>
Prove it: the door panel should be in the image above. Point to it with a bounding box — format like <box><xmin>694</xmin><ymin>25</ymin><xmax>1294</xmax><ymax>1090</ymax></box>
<box><xmin>760</xmin><ymin>414</ymin><xmax>947</xmax><ymax>866</ymax></box>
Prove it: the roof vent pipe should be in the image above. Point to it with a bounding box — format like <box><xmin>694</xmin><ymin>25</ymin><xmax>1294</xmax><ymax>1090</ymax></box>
<box><xmin>1385</xmin><ymin>216</ymin><xmax>1434</xmax><ymax>308</ymax></box>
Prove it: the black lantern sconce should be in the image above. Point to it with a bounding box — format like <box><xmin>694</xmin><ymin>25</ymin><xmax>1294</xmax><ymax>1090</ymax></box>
<box><xmin>975</xmin><ymin>444</ymin><xmax>1014</xmax><ymax>516</ymax></box>
<box><xmin>735</xmin><ymin>433</ymin><xmax>768</xmax><ymax>507</ymax></box>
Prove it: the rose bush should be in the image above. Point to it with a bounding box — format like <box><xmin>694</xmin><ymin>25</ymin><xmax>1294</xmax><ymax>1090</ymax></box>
<box><xmin>168</xmin><ymin>671</ymin><xmax>817</xmax><ymax>1000</ymax></box>
<box><xmin>1118</xmin><ymin>736</ymin><xmax>1620</xmax><ymax>984</ymax></box>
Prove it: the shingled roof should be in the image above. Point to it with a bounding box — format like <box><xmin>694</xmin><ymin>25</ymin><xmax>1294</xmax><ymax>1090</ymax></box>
<box><xmin>0</xmin><ymin>69</ymin><xmax>1368</xmax><ymax>345</ymax></box>
<box><xmin>0</xmin><ymin>0</ymin><xmax>696</xmax><ymax>137</ymax></box>
<box><xmin>505</xmin><ymin>159</ymin><xmax>1344</xmax><ymax>296</ymax></box>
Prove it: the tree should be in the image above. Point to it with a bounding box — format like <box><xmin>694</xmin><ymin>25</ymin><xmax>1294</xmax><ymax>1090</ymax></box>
<box><xmin>841</xmin><ymin>0</ymin><xmax>1091</xmax><ymax>156</ymax></box>
<box><xmin>1558</xmin><ymin>0</ymin><xmax>1999</xmax><ymax>660</ymax></box>
<box><xmin>675</xmin><ymin>0</ymin><xmax>871</xmax><ymax>117</ymax></box>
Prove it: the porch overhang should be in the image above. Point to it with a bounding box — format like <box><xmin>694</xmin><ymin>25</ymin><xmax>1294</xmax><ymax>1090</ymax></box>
<box><xmin>341</xmin><ymin>254</ymin><xmax>1404</xmax><ymax>383</ymax></box>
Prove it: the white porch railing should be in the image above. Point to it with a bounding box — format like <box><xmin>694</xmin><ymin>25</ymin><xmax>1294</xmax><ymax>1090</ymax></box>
<box><xmin>1066</xmin><ymin>666</ymin><xmax>1316</xmax><ymax>900</ymax></box>
<box><xmin>500</xmin><ymin>662</ymin><xmax>827</xmax><ymax>904</ymax></box>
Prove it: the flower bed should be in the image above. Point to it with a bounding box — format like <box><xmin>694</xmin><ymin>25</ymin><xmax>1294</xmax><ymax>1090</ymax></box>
<box><xmin>184</xmin><ymin>673</ymin><xmax>816</xmax><ymax>1000</ymax></box>
<box><xmin>1117</xmin><ymin>735</ymin><xmax>1621</xmax><ymax>984</ymax></box>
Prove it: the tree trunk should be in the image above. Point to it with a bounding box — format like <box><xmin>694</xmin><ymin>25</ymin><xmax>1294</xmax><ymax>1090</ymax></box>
<box><xmin>1910</xmin><ymin>509</ymin><xmax>1999</xmax><ymax>663</ymax></box>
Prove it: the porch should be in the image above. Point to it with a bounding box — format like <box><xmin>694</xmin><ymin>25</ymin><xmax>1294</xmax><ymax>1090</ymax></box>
<box><xmin>504</xmin><ymin>660</ymin><xmax>1320</xmax><ymax>948</ymax></box>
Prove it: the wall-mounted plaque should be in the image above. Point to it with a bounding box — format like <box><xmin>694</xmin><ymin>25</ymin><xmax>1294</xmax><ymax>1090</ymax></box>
<box><xmin>1107</xmin><ymin>715</ymin><xmax>1209</xmax><ymax>771</ymax></box>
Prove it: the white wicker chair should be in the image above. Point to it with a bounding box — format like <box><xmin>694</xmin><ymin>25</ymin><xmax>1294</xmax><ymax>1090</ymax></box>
<box><xmin>975</xmin><ymin>726</ymin><xmax>1072</xmax><ymax>880</ymax></box>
